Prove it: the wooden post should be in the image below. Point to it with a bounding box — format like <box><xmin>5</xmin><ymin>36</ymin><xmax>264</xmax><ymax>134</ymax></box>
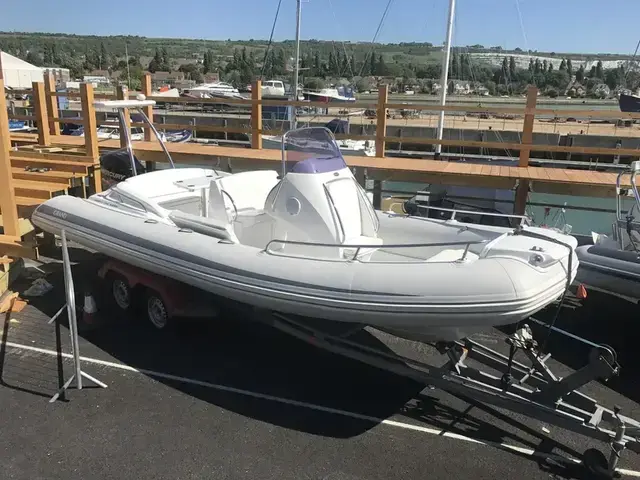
<box><xmin>519</xmin><ymin>85</ymin><xmax>538</xmax><ymax>167</ymax></box>
<box><xmin>514</xmin><ymin>85</ymin><xmax>538</xmax><ymax>215</ymax></box>
<box><xmin>32</xmin><ymin>81</ymin><xmax>51</xmax><ymax>146</ymax></box>
<box><xmin>375</xmin><ymin>85</ymin><xmax>388</xmax><ymax>157</ymax></box>
<box><xmin>251</xmin><ymin>79</ymin><xmax>262</xmax><ymax>149</ymax></box>
<box><xmin>141</xmin><ymin>73</ymin><xmax>153</xmax><ymax>142</ymax></box>
<box><xmin>80</xmin><ymin>83</ymin><xmax>99</xmax><ymax>159</ymax></box>
<box><xmin>80</xmin><ymin>83</ymin><xmax>101</xmax><ymax>194</ymax></box>
<box><xmin>44</xmin><ymin>74</ymin><xmax>60</xmax><ymax>136</ymax></box>
<box><xmin>115</xmin><ymin>85</ymin><xmax>131</xmax><ymax>149</ymax></box>
<box><xmin>0</xmin><ymin>64</ymin><xmax>20</xmax><ymax>238</ymax></box>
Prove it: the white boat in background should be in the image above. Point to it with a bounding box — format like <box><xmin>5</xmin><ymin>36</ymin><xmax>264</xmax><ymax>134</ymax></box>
<box><xmin>261</xmin><ymin>80</ymin><xmax>286</xmax><ymax>97</ymax></box>
<box><xmin>262</xmin><ymin>119</ymin><xmax>375</xmax><ymax>157</ymax></box>
<box><xmin>302</xmin><ymin>86</ymin><xmax>356</xmax><ymax>103</ymax></box>
<box><xmin>78</xmin><ymin>122</ymin><xmax>145</xmax><ymax>141</ymax></box>
<box><xmin>32</xmin><ymin>108</ymin><xmax>578</xmax><ymax>343</ymax></box>
<box><xmin>184</xmin><ymin>82</ymin><xmax>246</xmax><ymax>101</ymax></box>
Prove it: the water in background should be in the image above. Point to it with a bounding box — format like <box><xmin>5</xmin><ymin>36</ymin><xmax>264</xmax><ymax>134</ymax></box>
<box><xmin>383</xmin><ymin>181</ymin><xmax>637</xmax><ymax>235</ymax></box>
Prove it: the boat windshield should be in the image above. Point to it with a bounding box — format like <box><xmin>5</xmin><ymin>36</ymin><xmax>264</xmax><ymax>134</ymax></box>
<box><xmin>281</xmin><ymin>127</ymin><xmax>346</xmax><ymax>177</ymax></box>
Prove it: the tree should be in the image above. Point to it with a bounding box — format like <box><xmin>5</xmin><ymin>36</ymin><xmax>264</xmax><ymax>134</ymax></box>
<box><xmin>509</xmin><ymin>56</ymin><xmax>516</xmax><ymax>80</ymax></box>
<box><xmin>595</xmin><ymin>60</ymin><xmax>604</xmax><ymax>79</ymax></box>
<box><xmin>501</xmin><ymin>57</ymin><xmax>509</xmax><ymax>81</ymax></box>
<box><xmin>148</xmin><ymin>48</ymin><xmax>162</xmax><ymax>73</ymax></box>
<box><xmin>369</xmin><ymin>53</ymin><xmax>376</xmax><ymax>77</ymax></box>
<box><xmin>376</xmin><ymin>54</ymin><xmax>386</xmax><ymax>76</ymax></box>
<box><xmin>559</xmin><ymin>58</ymin><xmax>566</xmax><ymax>71</ymax></box>
<box><xmin>528</xmin><ymin>58</ymin><xmax>534</xmax><ymax>72</ymax></box>
<box><xmin>547</xmin><ymin>88</ymin><xmax>558</xmax><ymax>98</ymax></box>
<box><xmin>179</xmin><ymin>63</ymin><xmax>203</xmax><ymax>83</ymax></box>
<box><xmin>161</xmin><ymin>47</ymin><xmax>170</xmax><ymax>71</ymax></box>
<box><xmin>303</xmin><ymin>77</ymin><xmax>325</xmax><ymax>90</ymax></box>
<box><xmin>328</xmin><ymin>51</ymin><xmax>337</xmax><ymax>75</ymax></box>
<box><xmin>566</xmin><ymin>58</ymin><xmax>573</xmax><ymax>76</ymax></box>
<box><xmin>25</xmin><ymin>51</ymin><xmax>42</xmax><ymax>66</ymax></box>
<box><xmin>589</xmin><ymin>65</ymin><xmax>597</xmax><ymax>77</ymax></box>
<box><xmin>548</xmin><ymin>62</ymin><xmax>553</xmax><ymax>73</ymax></box>
<box><xmin>576</xmin><ymin>65</ymin><xmax>585</xmax><ymax>82</ymax></box>
<box><xmin>100</xmin><ymin>42</ymin><xmax>110</xmax><ymax>70</ymax></box>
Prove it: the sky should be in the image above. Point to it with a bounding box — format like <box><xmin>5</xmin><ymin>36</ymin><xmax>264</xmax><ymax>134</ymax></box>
<box><xmin>2</xmin><ymin>0</ymin><xmax>640</xmax><ymax>55</ymax></box>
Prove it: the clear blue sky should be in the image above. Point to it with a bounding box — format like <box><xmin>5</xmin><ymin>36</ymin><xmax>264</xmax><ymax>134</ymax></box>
<box><xmin>2</xmin><ymin>0</ymin><xmax>639</xmax><ymax>54</ymax></box>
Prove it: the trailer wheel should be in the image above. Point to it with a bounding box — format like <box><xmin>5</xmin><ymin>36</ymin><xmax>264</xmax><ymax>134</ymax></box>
<box><xmin>145</xmin><ymin>289</ymin><xmax>170</xmax><ymax>330</ymax></box>
<box><xmin>107</xmin><ymin>273</ymin><xmax>132</xmax><ymax>311</ymax></box>
<box><xmin>582</xmin><ymin>448</ymin><xmax>611</xmax><ymax>479</ymax></box>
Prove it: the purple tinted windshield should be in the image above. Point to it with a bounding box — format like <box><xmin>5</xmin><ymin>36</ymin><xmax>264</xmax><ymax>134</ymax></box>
<box><xmin>289</xmin><ymin>156</ymin><xmax>347</xmax><ymax>174</ymax></box>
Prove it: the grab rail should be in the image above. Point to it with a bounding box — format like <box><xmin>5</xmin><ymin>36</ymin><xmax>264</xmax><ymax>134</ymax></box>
<box><xmin>615</xmin><ymin>161</ymin><xmax>640</xmax><ymax>250</ymax></box>
<box><xmin>406</xmin><ymin>204</ymin><xmax>531</xmax><ymax>226</ymax></box>
<box><xmin>263</xmin><ymin>238</ymin><xmax>488</xmax><ymax>262</ymax></box>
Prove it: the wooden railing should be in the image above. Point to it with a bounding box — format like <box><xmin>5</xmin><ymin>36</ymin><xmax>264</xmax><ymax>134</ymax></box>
<box><xmin>2</xmin><ymin>74</ymin><xmax>639</xmax><ymax>238</ymax></box>
<box><xmin>7</xmin><ymin>75</ymin><xmax>640</xmax><ymax>162</ymax></box>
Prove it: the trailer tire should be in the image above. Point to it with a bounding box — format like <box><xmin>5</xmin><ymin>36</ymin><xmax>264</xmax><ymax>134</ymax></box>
<box><xmin>582</xmin><ymin>448</ymin><xmax>611</xmax><ymax>479</ymax></box>
<box><xmin>106</xmin><ymin>272</ymin><xmax>132</xmax><ymax>312</ymax></box>
<box><xmin>145</xmin><ymin>289</ymin><xmax>171</xmax><ymax>330</ymax></box>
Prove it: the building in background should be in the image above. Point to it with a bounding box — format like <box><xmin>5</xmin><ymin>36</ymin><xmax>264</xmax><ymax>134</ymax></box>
<box><xmin>43</xmin><ymin>67</ymin><xmax>71</xmax><ymax>85</ymax></box>
<box><xmin>0</xmin><ymin>51</ymin><xmax>43</xmax><ymax>88</ymax></box>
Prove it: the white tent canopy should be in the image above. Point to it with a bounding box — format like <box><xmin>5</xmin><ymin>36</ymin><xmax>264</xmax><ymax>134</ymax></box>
<box><xmin>1</xmin><ymin>51</ymin><xmax>44</xmax><ymax>89</ymax></box>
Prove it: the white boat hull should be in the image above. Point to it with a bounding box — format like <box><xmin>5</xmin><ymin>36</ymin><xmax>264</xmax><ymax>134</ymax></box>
<box><xmin>32</xmin><ymin>194</ymin><xmax>576</xmax><ymax>341</ymax></box>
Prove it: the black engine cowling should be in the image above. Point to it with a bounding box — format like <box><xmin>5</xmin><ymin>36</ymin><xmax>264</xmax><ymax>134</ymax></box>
<box><xmin>100</xmin><ymin>150</ymin><xmax>146</xmax><ymax>190</ymax></box>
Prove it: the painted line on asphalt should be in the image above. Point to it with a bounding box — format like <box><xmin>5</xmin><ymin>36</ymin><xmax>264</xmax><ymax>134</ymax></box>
<box><xmin>5</xmin><ymin>340</ymin><xmax>640</xmax><ymax>477</ymax></box>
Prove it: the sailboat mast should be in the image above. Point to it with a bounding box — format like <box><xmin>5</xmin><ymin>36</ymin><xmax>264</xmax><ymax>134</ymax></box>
<box><xmin>291</xmin><ymin>0</ymin><xmax>302</xmax><ymax>130</ymax></box>
<box><xmin>435</xmin><ymin>0</ymin><xmax>456</xmax><ymax>159</ymax></box>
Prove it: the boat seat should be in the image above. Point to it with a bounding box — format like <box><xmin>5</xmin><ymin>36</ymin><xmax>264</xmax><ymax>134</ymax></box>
<box><xmin>169</xmin><ymin>210</ymin><xmax>238</xmax><ymax>243</ymax></box>
<box><xmin>216</xmin><ymin>170</ymin><xmax>280</xmax><ymax>216</ymax></box>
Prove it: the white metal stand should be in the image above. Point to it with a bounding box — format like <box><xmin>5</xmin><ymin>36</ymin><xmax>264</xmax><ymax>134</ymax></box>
<box><xmin>48</xmin><ymin>229</ymin><xmax>107</xmax><ymax>403</ymax></box>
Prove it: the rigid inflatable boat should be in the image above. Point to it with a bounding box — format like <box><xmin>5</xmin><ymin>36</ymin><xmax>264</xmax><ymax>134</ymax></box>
<box><xmin>31</xmin><ymin>104</ymin><xmax>578</xmax><ymax>341</ymax></box>
<box><xmin>575</xmin><ymin>161</ymin><xmax>640</xmax><ymax>302</ymax></box>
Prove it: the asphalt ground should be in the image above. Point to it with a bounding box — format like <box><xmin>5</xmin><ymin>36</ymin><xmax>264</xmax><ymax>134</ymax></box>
<box><xmin>1</xmin><ymin>246</ymin><xmax>640</xmax><ymax>480</ymax></box>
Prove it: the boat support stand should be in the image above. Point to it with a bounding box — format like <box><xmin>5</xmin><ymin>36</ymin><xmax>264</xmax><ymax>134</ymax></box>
<box><xmin>268</xmin><ymin>312</ymin><xmax>640</xmax><ymax>478</ymax></box>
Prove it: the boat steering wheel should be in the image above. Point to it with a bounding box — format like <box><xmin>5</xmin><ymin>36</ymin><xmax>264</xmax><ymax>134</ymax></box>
<box><xmin>221</xmin><ymin>190</ymin><xmax>238</xmax><ymax>222</ymax></box>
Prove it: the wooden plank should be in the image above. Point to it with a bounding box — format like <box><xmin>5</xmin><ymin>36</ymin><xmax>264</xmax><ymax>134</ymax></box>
<box><xmin>11</xmin><ymin>150</ymin><xmax>96</xmax><ymax>163</ymax></box>
<box><xmin>518</xmin><ymin>86</ymin><xmax>538</xmax><ymax>167</ymax></box>
<box><xmin>0</xmin><ymin>74</ymin><xmax>20</xmax><ymax>237</ymax></box>
<box><xmin>480</xmin><ymin>165</ymin><xmax>492</xmax><ymax>176</ymax></box>
<box><xmin>44</xmin><ymin>74</ymin><xmax>61</xmax><ymax>136</ymax></box>
<box><xmin>80</xmin><ymin>83</ymin><xmax>99</xmax><ymax>160</ymax></box>
<box><xmin>32</xmin><ymin>81</ymin><xmax>51</xmax><ymax>146</ymax></box>
<box><xmin>11</xmin><ymin>168</ymin><xmax>75</xmax><ymax>185</ymax></box>
<box><xmin>251</xmin><ymin>79</ymin><xmax>262</xmax><ymax>149</ymax></box>
<box><xmin>141</xmin><ymin>74</ymin><xmax>154</xmax><ymax>142</ymax></box>
<box><xmin>376</xmin><ymin>85</ymin><xmax>388</xmax><ymax>158</ymax></box>
<box><xmin>115</xmin><ymin>85</ymin><xmax>131</xmax><ymax>149</ymax></box>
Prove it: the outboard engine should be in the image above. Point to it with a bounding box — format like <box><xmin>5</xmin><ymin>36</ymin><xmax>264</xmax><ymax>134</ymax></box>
<box><xmin>100</xmin><ymin>149</ymin><xmax>146</xmax><ymax>190</ymax></box>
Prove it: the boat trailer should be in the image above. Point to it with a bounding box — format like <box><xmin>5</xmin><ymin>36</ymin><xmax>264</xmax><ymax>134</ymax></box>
<box><xmin>267</xmin><ymin>311</ymin><xmax>640</xmax><ymax>478</ymax></box>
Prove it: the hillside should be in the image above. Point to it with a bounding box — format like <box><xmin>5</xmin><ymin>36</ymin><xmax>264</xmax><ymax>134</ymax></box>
<box><xmin>1</xmin><ymin>31</ymin><xmax>638</xmax><ymax>97</ymax></box>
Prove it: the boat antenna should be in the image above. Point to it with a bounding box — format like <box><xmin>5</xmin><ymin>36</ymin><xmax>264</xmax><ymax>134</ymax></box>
<box><xmin>125</xmin><ymin>43</ymin><xmax>131</xmax><ymax>90</ymax></box>
<box><xmin>623</xmin><ymin>38</ymin><xmax>640</xmax><ymax>87</ymax></box>
<box><xmin>291</xmin><ymin>0</ymin><xmax>302</xmax><ymax>130</ymax></box>
<box><xmin>260</xmin><ymin>0</ymin><xmax>284</xmax><ymax>80</ymax></box>
<box><xmin>434</xmin><ymin>0</ymin><xmax>456</xmax><ymax>160</ymax></box>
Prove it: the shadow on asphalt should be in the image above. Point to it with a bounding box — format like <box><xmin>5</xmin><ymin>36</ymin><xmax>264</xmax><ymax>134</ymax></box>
<box><xmin>8</xmin><ymin>245</ymin><xmax>635</xmax><ymax>479</ymax></box>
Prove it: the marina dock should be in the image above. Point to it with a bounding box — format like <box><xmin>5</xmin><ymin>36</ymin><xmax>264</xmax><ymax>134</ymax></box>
<box><xmin>2</xmin><ymin>75</ymin><xmax>638</xmax><ymax>256</ymax></box>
